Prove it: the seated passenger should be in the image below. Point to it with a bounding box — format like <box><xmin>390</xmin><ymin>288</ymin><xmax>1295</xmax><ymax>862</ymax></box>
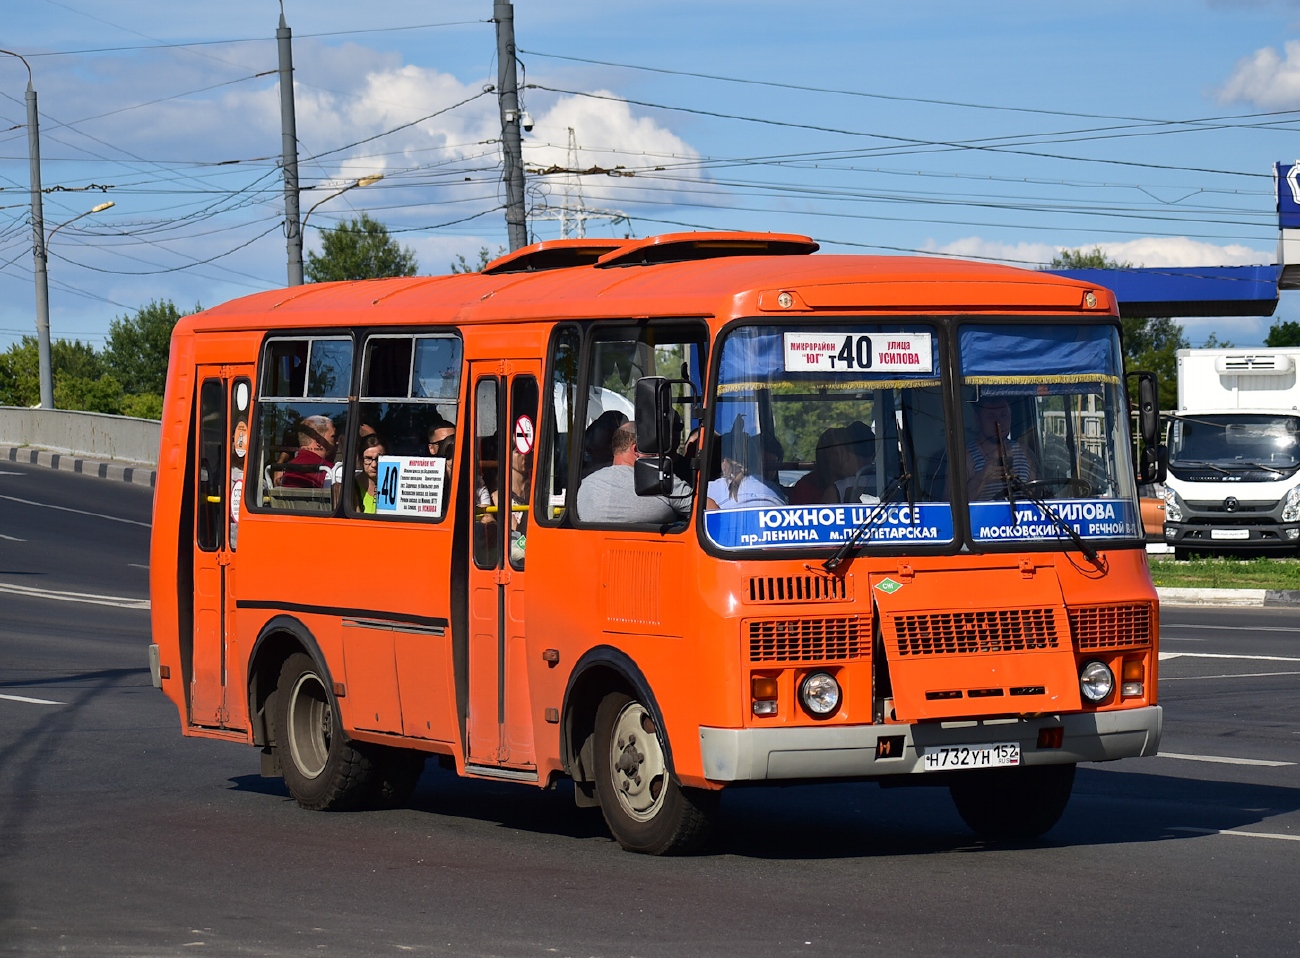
<box><xmin>427</xmin><ymin>418</ymin><xmax>456</xmax><ymax>485</ymax></box>
<box><xmin>279</xmin><ymin>415</ymin><xmax>336</xmax><ymax>488</ymax></box>
<box><xmin>789</xmin><ymin>421</ymin><xmax>876</xmax><ymax>504</ymax></box>
<box><xmin>356</xmin><ymin>441</ymin><xmax>384</xmax><ymax>514</ymax></box>
<box><xmin>582</xmin><ymin>410</ymin><xmax>629</xmax><ymax>476</ymax></box>
<box><xmin>966</xmin><ymin>396</ymin><xmax>1033</xmax><ymax>499</ymax></box>
<box><xmin>831</xmin><ymin>420</ymin><xmax>878</xmax><ymax>503</ymax></box>
<box><xmin>706</xmin><ymin>431</ymin><xmax>787</xmax><ymax>510</ymax></box>
<box><xmin>577</xmin><ymin>422</ymin><xmax>693</xmax><ymax>523</ymax></box>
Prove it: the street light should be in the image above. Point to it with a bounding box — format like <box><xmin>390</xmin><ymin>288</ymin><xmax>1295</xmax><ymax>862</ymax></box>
<box><xmin>31</xmin><ymin>201</ymin><xmax>116</xmax><ymax>408</ymax></box>
<box><xmin>290</xmin><ymin>175</ymin><xmax>383</xmax><ymax>285</ymax></box>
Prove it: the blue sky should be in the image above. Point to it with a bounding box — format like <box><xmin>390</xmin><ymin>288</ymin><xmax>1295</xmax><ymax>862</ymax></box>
<box><xmin>3</xmin><ymin>0</ymin><xmax>1300</xmax><ymax>350</ymax></box>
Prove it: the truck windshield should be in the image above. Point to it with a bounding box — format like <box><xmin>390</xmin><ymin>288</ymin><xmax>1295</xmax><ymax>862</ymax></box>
<box><xmin>1168</xmin><ymin>414</ymin><xmax>1300</xmax><ymax>469</ymax></box>
<box><xmin>703</xmin><ymin>323</ymin><xmax>954</xmax><ymax>552</ymax></box>
<box><xmin>957</xmin><ymin>323</ymin><xmax>1142</xmax><ymax>544</ymax></box>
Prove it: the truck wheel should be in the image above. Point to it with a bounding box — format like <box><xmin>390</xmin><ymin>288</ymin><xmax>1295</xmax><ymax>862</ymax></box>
<box><xmin>593</xmin><ymin>692</ymin><xmax>717</xmax><ymax>855</ymax></box>
<box><xmin>1174</xmin><ymin>548</ymin><xmax>1192</xmax><ymax>561</ymax></box>
<box><xmin>275</xmin><ymin>652</ymin><xmax>375</xmax><ymax>811</ymax></box>
<box><xmin>949</xmin><ymin>763</ymin><xmax>1075</xmax><ymax>840</ymax></box>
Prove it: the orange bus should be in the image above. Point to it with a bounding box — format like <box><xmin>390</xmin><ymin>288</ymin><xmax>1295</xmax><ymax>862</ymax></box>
<box><xmin>149</xmin><ymin>232</ymin><xmax>1164</xmax><ymax>854</ymax></box>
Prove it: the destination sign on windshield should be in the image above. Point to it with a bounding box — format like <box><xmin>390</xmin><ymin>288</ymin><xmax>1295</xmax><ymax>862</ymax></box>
<box><xmin>783</xmin><ymin>332</ymin><xmax>933</xmax><ymax>373</ymax></box>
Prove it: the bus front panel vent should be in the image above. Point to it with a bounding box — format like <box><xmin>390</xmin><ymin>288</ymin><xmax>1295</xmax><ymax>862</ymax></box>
<box><xmin>891</xmin><ymin>608</ymin><xmax>1060</xmax><ymax>656</ymax></box>
<box><xmin>748</xmin><ymin>617</ymin><xmax>865</xmax><ymax>663</ymax></box>
<box><xmin>1069</xmin><ymin>603</ymin><xmax>1152</xmax><ymax>650</ymax></box>
<box><xmin>747</xmin><ymin>574</ymin><xmax>848</xmax><ymax>604</ymax></box>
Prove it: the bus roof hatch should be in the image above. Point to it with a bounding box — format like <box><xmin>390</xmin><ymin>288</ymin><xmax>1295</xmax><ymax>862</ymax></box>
<box><xmin>594</xmin><ymin>231</ymin><xmax>819</xmax><ymax>268</ymax></box>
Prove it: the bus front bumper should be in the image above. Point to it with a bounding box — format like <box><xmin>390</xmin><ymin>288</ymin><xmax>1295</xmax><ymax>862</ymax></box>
<box><xmin>698</xmin><ymin>705</ymin><xmax>1162</xmax><ymax>782</ymax></box>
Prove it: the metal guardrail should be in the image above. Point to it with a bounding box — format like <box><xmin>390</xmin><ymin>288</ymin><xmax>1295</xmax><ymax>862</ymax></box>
<box><xmin>0</xmin><ymin>406</ymin><xmax>160</xmax><ymax>466</ymax></box>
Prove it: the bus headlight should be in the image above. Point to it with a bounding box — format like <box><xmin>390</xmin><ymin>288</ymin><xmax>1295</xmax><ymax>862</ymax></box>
<box><xmin>1282</xmin><ymin>485</ymin><xmax>1300</xmax><ymax>523</ymax></box>
<box><xmin>1079</xmin><ymin>660</ymin><xmax>1114</xmax><ymax>704</ymax></box>
<box><xmin>799</xmin><ymin>671</ymin><xmax>841</xmax><ymax>717</ymax></box>
<box><xmin>1163</xmin><ymin>486</ymin><xmax>1183</xmax><ymax>523</ymax></box>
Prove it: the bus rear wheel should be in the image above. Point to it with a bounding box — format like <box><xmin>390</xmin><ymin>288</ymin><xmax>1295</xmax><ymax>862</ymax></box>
<box><xmin>593</xmin><ymin>692</ymin><xmax>716</xmax><ymax>855</ymax></box>
<box><xmin>275</xmin><ymin>652</ymin><xmax>375</xmax><ymax>811</ymax></box>
<box><xmin>949</xmin><ymin>762</ymin><xmax>1076</xmax><ymax>840</ymax></box>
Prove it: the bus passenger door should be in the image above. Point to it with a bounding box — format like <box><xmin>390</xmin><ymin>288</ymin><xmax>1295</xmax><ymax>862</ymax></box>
<box><xmin>189</xmin><ymin>366</ymin><xmax>253</xmax><ymax>730</ymax></box>
<box><xmin>465</xmin><ymin>363</ymin><xmax>539</xmax><ymax>770</ymax></box>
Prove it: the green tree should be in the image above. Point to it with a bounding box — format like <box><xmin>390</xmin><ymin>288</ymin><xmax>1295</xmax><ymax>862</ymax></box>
<box><xmin>1202</xmin><ymin>332</ymin><xmax>1234</xmax><ymax>349</ymax></box>
<box><xmin>1049</xmin><ymin>247</ymin><xmax>1187</xmax><ymax>408</ymax></box>
<box><xmin>1265</xmin><ymin>319</ymin><xmax>1300</xmax><ymax>346</ymax></box>
<box><xmin>0</xmin><ymin>335</ymin><xmax>121</xmax><ymax>412</ymax></box>
<box><xmin>306</xmin><ymin>214</ymin><xmax>418</xmax><ymax>282</ymax></box>
<box><xmin>104</xmin><ymin>299</ymin><xmax>192</xmax><ymax>397</ymax></box>
<box><xmin>449</xmin><ymin>245</ymin><xmax>506</xmax><ymax>274</ymax></box>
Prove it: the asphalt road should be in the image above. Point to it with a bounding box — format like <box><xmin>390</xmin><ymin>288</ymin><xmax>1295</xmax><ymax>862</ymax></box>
<box><xmin>0</xmin><ymin>461</ymin><xmax>1297</xmax><ymax>958</ymax></box>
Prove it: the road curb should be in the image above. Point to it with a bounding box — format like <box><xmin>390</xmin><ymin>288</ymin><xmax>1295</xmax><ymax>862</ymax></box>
<box><xmin>1</xmin><ymin>445</ymin><xmax>156</xmax><ymax>489</ymax></box>
<box><xmin>1157</xmin><ymin>586</ymin><xmax>1300</xmax><ymax>608</ymax></box>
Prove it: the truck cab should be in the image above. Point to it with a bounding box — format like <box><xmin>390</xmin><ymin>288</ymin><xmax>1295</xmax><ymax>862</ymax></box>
<box><xmin>1163</xmin><ymin>348</ymin><xmax>1300</xmax><ymax>557</ymax></box>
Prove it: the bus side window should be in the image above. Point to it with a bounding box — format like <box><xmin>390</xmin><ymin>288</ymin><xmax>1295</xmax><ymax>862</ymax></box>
<box><xmin>255</xmin><ymin>336</ymin><xmax>352</xmax><ymax>514</ymax></box>
<box><xmin>537</xmin><ymin>325</ymin><xmax>580</xmax><ymax>525</ymax></box>
<box><xmin>351</xmin><ymin>333</ymin><xmax>462</xmax><ymax>519</ymax></box>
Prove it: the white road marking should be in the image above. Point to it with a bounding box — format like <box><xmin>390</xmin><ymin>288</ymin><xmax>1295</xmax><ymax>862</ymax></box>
<box><xmin>0</xmin><ymin>470</ymin><xmax>24</xmax><ymax>476</ymax></box>
<box><xmin>0</xmin><ymin>692</ymin><xmax>64</xmax><ymax>705</ymax></box>
<box><xmin>128</xmin><ymin>563</ymin><xmax>149</xmax><ymax>570</ymax></box>
<box><xmin>1171</xmin><ymin>827</ymin><xmax>1300</xmax><ymax>843</ymax></box>
<box><xmin>1164</xmin><ymin>623</ymin><xmax>1300</xmax><ymax>634</ymax></box>
<box><xmin>0</xmin><ymin>494</ymin><xmax>149</xmax><ymax>527</ymax></box>
<box><xmin>1160</xmin><ymin>651</ymin><xmax>1300</xmax><ymax>663</ymax></box>
<box><xmin>0</xmin><ymin>581</ymin><xmax>149</xmax><ymax>610</ymax></box>
<box><xmin>0</xmin><ymin>533</ymin><xmax>25</xmax><ymax>541</ymax></box>
<box><xmin>1163</xmin><ymin>670</ymin><xmax>1300</xmax><ymax>682</ymax></box>
<box><xmin>1158</xmin><ymin>752</ymin><xmax>1294</xmax><ymax>767</ymax></box>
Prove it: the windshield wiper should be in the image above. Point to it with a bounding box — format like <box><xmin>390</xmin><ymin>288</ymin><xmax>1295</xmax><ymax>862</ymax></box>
<box><xmin>1171</xmin><ymin>458</ymin><xmax>1233</xmax><ymax>476</ymax></box>
<box><xmin>822</xmin><ymin>470</ymin><xmax>912</xmax><ymax>573</ymax></box>
<box><xmin>1005</xmin><ymin>473</ymin><xmax>1103</xmax><ymax>568</ymax></box>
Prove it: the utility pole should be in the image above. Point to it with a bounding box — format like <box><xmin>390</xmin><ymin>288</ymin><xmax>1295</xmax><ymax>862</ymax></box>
<box><xmin>26</xmin><ymin>77</ymin><xmax>53</xmax><ymax>409</ymax></box>
<box><xmin>278</xmin><ymin>11</ymin><xmax>304</xmax><ymax>286</ymax></box>
<box><xmin>494</xmin><ymin>0</ymin><xmax>528</xmax><ymax>251</ymax></box>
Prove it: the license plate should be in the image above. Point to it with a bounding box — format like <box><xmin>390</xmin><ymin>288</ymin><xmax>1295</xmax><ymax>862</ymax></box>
<box><xmin>1210</xmin><ymin>528</ymin><xmax>1251</xmax><ymax>540</ymax></box>
<box><xmin>922</xmin><ymin>742</ymin><xmax>1021</xmax><ymax>771</ymax></box>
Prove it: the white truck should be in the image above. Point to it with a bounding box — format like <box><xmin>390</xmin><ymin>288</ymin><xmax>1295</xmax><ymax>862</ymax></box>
<box><xmin>1163</xmin><ymin>347</ymin><xmax>1300</xmax><ymax>558</ymax></box>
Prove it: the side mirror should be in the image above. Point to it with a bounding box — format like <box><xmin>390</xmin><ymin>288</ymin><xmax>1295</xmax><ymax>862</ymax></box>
<box><xmin>634</xmin><ymin>456</ymin><xmax>675</xmax><ymax>497</ymax></box>
<box><xmin>634</xmin><ymin>376</ymin><xmax>674</xmax><ymax>456</ymax></box>
<box><xmin>1131</xmin><ymin>370</ymin><xmax>1160</xmax><ymax>447</ymax></box>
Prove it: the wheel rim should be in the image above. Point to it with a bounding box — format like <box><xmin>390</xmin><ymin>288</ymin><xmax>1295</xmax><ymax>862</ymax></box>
<box><xmin>608</xmin><ymin>701</ymin><xmax>667</xmax><ymax>823</ymax></box>
<box><xmin>286</xmin><ymin>670</ymin><xmax>332</xmax><ymax>780</ymax></box>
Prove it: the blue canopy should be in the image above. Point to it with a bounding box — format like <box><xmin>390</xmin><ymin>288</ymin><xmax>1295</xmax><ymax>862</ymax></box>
<box><xmin>959</xmin><ymin>324</ymin><xmax>1120</xmax><ymax>386</ymax></box>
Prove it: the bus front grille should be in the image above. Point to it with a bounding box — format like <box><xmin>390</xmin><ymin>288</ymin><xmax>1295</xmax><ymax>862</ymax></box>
<box><xmin>747</xmin><ymin>574</ymin><xmax>848</xmax><ymax>603</ymax></box>
<box><xmin>891</xmin><ymin>609</ymin><xmax>1059</xmax><ymax>656</ymax></box>
<box><xmin>1069</xmin><ymin>603</ymin><xmax>1152</xmax><ymax>650</ymax></box>
<box><xmin>748</xmin><ymin>617</ymin><xmax>865</xmax><ymax>662</ymax></box>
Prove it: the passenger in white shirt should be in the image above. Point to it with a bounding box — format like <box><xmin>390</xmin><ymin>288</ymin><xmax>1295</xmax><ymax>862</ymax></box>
<box><xmin>706</xmin><ymin>431</ymin><xmax>786</xmax><ymax>510</ymax></box>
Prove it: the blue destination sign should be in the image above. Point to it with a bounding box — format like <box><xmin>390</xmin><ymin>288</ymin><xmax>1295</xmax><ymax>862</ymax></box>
<box><xmin>705</xmin><ymin>502</ymin><xmax>955</xmax><ymax>549</ymax></box>
<box><xmin>970</xmin><ymin>498</ymin><xmax>1139</xmax><ymax>542</ymax></box>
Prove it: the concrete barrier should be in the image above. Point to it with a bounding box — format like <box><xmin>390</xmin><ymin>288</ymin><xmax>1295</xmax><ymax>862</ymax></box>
<box><xmin>0</xmin><ymin>406</ymin><xmax>160</xmax><ymax>465</ymax></box>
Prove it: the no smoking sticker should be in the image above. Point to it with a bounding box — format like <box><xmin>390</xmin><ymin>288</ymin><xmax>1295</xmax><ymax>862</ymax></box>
<box><xmin>514</xmin><ymin>414</ymin><xmax>534</xmax><ymax>455</ymax></box>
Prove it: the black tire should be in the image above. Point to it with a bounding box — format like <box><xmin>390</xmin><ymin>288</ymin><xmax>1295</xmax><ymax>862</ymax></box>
<box><xmin>593</xmin><ymin>691</ymin><xmax>717</xmax><ymax>855</ymax></box>
<box><xmin>274</xmin><ymin>652</ymin><xmax>375</xmax><ymax>811</ymax></box>
<box><xmin>369</xmin><ymin>748</ymin><xmax>426</xmax><ymax>809</ymax></box>
<box><xmin>949</xmin><ymin>762</ymin><xmax>1076</xmax><ymax>840</ymax></box>
<box><xmin>1174</xmin><ymin>548</ymin><xmax>1192</xmax><ymax>561</ymax></box>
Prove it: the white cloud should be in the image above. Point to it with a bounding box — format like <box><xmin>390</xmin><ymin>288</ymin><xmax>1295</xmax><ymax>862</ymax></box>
<box><xmin>922</xmin><ymin>236</ymin><xmax>1272</xmax><ymax>268</ymax></box>
<box><xmin>920</xmin><ymin>237</ymin><xmax>1060</xmax><ymax>266</ymax></box>
<box><xmin>1217</xmin><ymin>40</ymin><xmax>1300</xmax><ymax>108</ymax></box>
<box><xmin>521</xmin><ymin>92</ymin><xmax>705</xmax><ymax>214</ymax></box>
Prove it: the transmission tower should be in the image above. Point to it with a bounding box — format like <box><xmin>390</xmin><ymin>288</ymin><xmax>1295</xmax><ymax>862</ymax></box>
<box><xmin>532</xmin><ymin>128</ymin><xmax>632</xmax><ymax>239</ymax></box>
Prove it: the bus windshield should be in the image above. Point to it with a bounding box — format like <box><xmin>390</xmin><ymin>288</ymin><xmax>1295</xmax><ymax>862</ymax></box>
<box><xmin>704</xmin><ymin>323</ymin><xmax>954</xmax><ymax>551</ymax></box>
<box><xmin>957</xmin><ymin>322</ymin><xmax>1141</xmax><ymax>544</ymax></box>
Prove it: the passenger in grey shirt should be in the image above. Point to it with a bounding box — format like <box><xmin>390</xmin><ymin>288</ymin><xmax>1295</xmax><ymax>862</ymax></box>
<box><xmin>576</xmin><ymin>422</ymin><xmax>694</xmax><ymax>523</ymax></box>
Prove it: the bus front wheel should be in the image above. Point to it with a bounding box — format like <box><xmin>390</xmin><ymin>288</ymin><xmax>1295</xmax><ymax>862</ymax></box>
<box><xmin>274</xmin><ymin>652</ymin><xmax>375</xmax><ymax>811</ymax></box>
<box><xmin>593</xmin><ymin>692</ymin><xmax>716</xmax><ymax>855</ymax></box>
<box><xmin>948</xmin><ymin>762</ymin><xmax>1076</xmax><ymax>840</ymax></box>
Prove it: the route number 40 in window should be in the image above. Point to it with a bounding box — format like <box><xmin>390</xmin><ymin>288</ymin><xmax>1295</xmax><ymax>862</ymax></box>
<box><xmin>831</xmin><ymin>335</ymin><xmax>874</xmax><ymax>370</ymax></box>
<box><xmin>781</xmin><ymin>331</ymin><xmax>932</xmax><ymax>375</ymax></box>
